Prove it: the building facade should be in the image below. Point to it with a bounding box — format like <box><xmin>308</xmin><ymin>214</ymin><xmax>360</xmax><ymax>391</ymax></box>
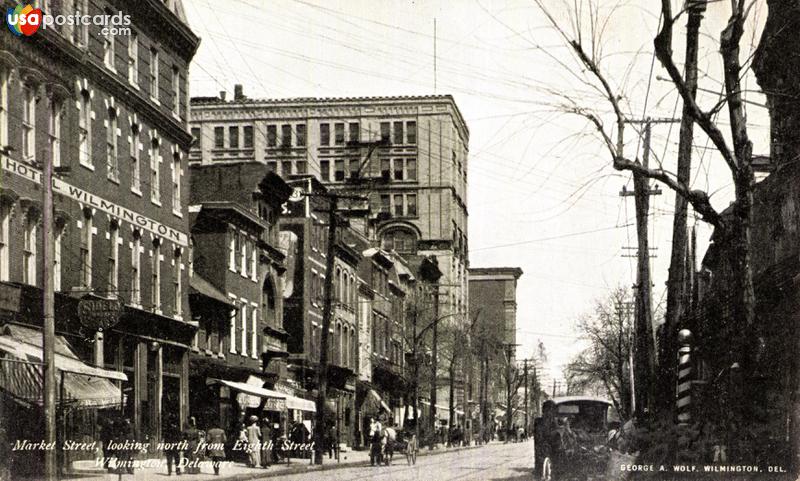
<box><xmin>188</xmin><ymin>162</ymin><xmax>293</xmax><ymax>433</ymax></box>
<box><xmin>188</xmin><ymin>90</ymin><xmax>470</xmax><ymax>328</ymax></box>
<box><xmin>0</xmin><ymin>1</ymin><xmax>199</xmax><ymax>475</ymax></box>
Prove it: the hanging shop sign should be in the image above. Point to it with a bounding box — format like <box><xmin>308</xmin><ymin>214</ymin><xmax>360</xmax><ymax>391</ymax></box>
<box><xmin>78</xmin><ymin>297</ymin><xmax>123</xmax><ymax>332</ymax></box>
<box><xmin>0</xmin><ymin>283</ymin><xmax>21</xmax><ymax>313</ymax></box>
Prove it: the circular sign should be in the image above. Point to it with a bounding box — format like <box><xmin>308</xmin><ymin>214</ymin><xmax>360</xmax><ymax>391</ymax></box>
<box><xmin>288</xmin><ymin>187</ymin><xmax>304</xmax><ymax>202</ymax></box>
<box><xmin>78</xmin><ymin>298</ymin><xmax>123</xmax><ymax>332</ymax></box>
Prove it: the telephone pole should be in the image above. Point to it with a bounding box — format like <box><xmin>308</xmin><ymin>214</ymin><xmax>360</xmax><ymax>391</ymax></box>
<box><xmin>43</xmin><ymin>127</ymin><xmax>56</xmax><ymax>480</ymax></box>
<box><xmin>662</xmin><ymin>0</ymin><xmax>706</xmax><ymax>415</ymax></box>
<box><xmin>523</xmin><ymin>359</ymin><xmax>529</xmax><ymax>434</ymax></box>
<box><xmin>311</xmin><ymin>191</ymin><xmax>366</xmax><ymax>465</ymax></box>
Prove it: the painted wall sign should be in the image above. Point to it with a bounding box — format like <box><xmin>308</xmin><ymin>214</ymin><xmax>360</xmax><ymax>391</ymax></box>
<box><xmin>2</xmin><ymin>156</ymin><xmax>189</xmax><ymax>246</ymax></box>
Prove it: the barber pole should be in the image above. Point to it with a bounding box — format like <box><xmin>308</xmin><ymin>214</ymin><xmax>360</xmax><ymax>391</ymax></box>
<box><xmin>676</xmin><ymin>329</ymin><xmax>693</xmax><ymax>425</ymax></box>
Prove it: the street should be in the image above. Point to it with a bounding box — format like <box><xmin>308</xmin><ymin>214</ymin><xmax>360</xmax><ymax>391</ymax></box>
<box><xmin>261</xmin><ymin>442</ymin><xmax>535</xmax><ymax>481</ymax></box>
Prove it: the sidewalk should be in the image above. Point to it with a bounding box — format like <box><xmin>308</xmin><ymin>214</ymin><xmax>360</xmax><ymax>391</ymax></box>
<box><xmin>65</xmin><ymin>443</ymin><xmax>488</xmax><ymax>481</ymax></box>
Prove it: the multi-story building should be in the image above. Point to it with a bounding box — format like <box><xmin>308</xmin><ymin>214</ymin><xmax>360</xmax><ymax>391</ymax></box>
<box><xmin>188</xmin><ymin>162</ymin><xmax>294</xmax><ymax>433</ymax></box>
<box><xmin>0</xmin><ymin>0</ymin><xmax>199</xmax><ymax>472</ymax></box>
<box><xmin>188</xmin><ymin>89</ymin><xmax>470</xmax><ymax>326</ymax></box>
<box><xmin>278</xmin><ymin>175</ymin><xmax>359</xmax><ymax>445</ymax></box>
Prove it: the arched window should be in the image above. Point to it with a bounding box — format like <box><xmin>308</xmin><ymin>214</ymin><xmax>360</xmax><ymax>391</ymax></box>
<box><xmin>262</xmin><ymin>277</ymin><xmax>276</xmax><ymax>326</ymax></box>
<box><xmin>381</xmin><ymin>227</ymin><xmax>417</xmax><ymax>254</ymax></box>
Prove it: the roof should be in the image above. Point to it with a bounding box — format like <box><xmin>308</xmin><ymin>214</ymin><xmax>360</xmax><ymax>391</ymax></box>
<box><xmin>550</xmin><ymin>396</ymin><xmax>612</xmax><ymax>405</ymax></box>
<box><xmin>469</xmin><ymin>267</ymin><xmax>523</xmax><ymax>280</ymax></box>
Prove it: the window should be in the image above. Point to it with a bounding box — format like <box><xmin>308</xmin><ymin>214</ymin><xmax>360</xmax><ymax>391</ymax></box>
<box><xmin>128</xmin><ymin>33</ymin><xmax>138</xmax><ymax>85</ymax></box>
<box><xmin>240</xmin><ymin>302</ymin><xmax>247</xmax><ymax>354</ymax></box>
<box><xmin>393</xmin><ymin>194</ymin><xmax>404</xmax><ymax>216</ymax></box>
<box><xmin>251</xmin><ymin>307</ymin><xmax>258</xmax><ymax>358</ymax></box>
<box><xmin>80</xmin><ymin>210</ymin><xmax>92</xmax><ymax>287</ymax></box>
<box><xmin>281</xmin><ymin>124</ymin><xmax>291</xmax><ymax>148</ymax></box>
<box><xmin>243</xmin><ymin>125</ymin><xmax>253</xmax><ymax>148</ymax></box>
<box><xmin>171</xmin><ymin>152</ymin><xmax>181</xmax><ymax>213</ymax></box>
<box><xmin>70</xmin><ymin>0</ymin><xmax>88</xmax><ymax>47</ymax></box>
<box><xmin>107</xmin><ymin>108</ymin><xmax>119</xmax><ymax>180</ymax></box>
<box><xmin>296</xmin><ymin>124</ymin><xmax>306</xmax><ymax>147</ymax></box>
<box><xmin>267</xmin><ymin>125</ymin><xmax>277</xmax><ymax>147</ymax></box>
<box><xmin>190</xmin><ymin>127</ymin><xmax>200</xmax><ymax>149</ymax></box>
<box><xmin>0</xmin><ymin>203</ymin><xmax>8</xmax><ymax>282</ymax></box>
<box><xmin>320</xmin><ymin>160</ymin><xmax>330</xmax><ymax>181</ymax></box>
<box><xmin>107</xmin><ymin>221</ymin><xmax>119</xmax><ymax>297</ymax></box>
<box><xmin>407</xmin><ymin>121</ymin><xmax>416</xmax><ymax>144</ymax></box>
<box><xmin>103</xmin><ymin>17</ymin><xmax>115</xmax><ymax>70</ymax></box>
<box><xmin>380</xmin><ymin>194</ymin><xmax>390</xmax><ymax>213</ymax></box>
<box><xmin>0</xmin><ymin>68</ymin><xmax>7</xmax><ymax>147</ymax></box>
<box><xmin>349</xmin><ymin>122</ymin><xmax>359</xmax><ymax>143</ymax></box>
<box><xmin>266</xmin><ymin>161</ymin><xmax>276</xmax><ymax>173</ymax></box>
<box><xmin>380</xmin><ymin>122</ymin><xmax>390</xmax><ymax>143</ymax></box>
<box><xmin>229</xmin><ymin>229</ymin><xmax>236</xmax><ymax>271</ymax></box>
<box><xmin>296</xmin><ymin>160</ymin><xmax>307</xmax><ymax>174</ymax></box>
<box><xmin>320</xmin><ymin>123</ymin><xmax>330</xmax><ymax>146</ymax></box>
<box><xmin>407</xmin><ymin>193</ymin><xmax>417</xmax><ymax>216</ymax></box>
<box><xmin>130</xmin><ymin>124</ymin><xmax>141</xmax><ymax>191</ymax></box>
<box><xmin>250</xmin><ymin>242</ymin><xmax>257</xmax><ymax>281</ymax></box>
<box><xmin>334</xmin><ymin>159</ymin><xmax>345</xmax><ymax>182</ymax></box>
<box><xmin>171</xmin><ymin>66</ymin><xmax>180</xmax><ymax>116</ymax></box>
<box><xmin>131</xmin><ymin>231</ymin><xmax>141</xmax><ymax>305</ymax></box>
<box><xmin>393</xmin><ymin>121</ymin><xmax>403</xmax><ymax>144</ymax></box>
<box><xmin>174</xmin><ymin>248</ymin><xmax>182</xmax><ymax>317</ymax></box>
<box><xmin>393</xmin><ymin>158</ymin><xmax>403</xmax><ymax>180</ymax></box>
<box><xmin>78</xmin><ymin>89</ymin><xmax>91</xmax><ymax>167</ymax></box>
<box><xmin>380</xmin><ymin>158</ymin><xmax>390</xmax><ymax>179</ymax></box>
<box><xmin>54</xmin><ymin>225</ymin><xmax>62</xmax><ymax>291</ymax></box>
<box><xmin>23</xmin><ymin>212</ymin><xmax>37</xmax><ymax>286</ymax></box>
<box><xmin>334</xmin><ymin>123</ymin><xmax>345</xmax><ymax>145</ymax></box>
<box><xmin>22</xmin><ymin>85</ymin><xmax>36</xmax><ymax>162</ymax></box>
<box><xmin>240</xmin><ymin>233</ymin><xmax>247</xmax><ymax>276</ymax></box>
<box><xmin>407</xmin><ymin>158</ymin><xmax>417</xmax><ymax>180</ymax></box>
<box><xmin>382</xmin><ymin>229</ymin><xmax>417</xmax><ymax>254</ymax></box>
<box><xmin>151</xmin><ymin>239</ymin><xmax>161</xmax><ymax>312</ymax></box>
<box><xmin>349</xmin><ymin>159</ymin><xmax>360</xmax><ymax>179</ymax></box>
<box><xmin>214</xmin><ymin>127</ymin><xmax>224</xmax><ymax>148</ymax></box>
<box><xmin>48</xmin><ymin>100</ymin><xmax>61</xmax><ymax>168</ymax></box>
<box><xmin>229</xmin><ymin>126</ymin><xmax>239</xmax><ymax>148</ymax></box>
<box><xmin>229</xmin><ymin>300</ymin><xmax>237</xmax><ymax>353</ymax></box>
<box><xmin>149</xmin><ymin>48</ymin><xmax>159</xmax><ymax>101</ymax></box>
<box><xmin>149</xmin><ymin>137</ymin><xmax>160</xmax><ymax>203</ymax></box>
<box><xmin>281</xmin><ymin>161</ymin><xmax>291</xmax><ymax>176</ymax></box>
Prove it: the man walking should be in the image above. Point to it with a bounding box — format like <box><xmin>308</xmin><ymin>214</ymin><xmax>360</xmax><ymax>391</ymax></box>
<box><xmin>260</xmin><ymin>419</ymin><xmax>272</xmax><ymax>468</ymax></box>
<box><xmin>163</xmin><ymin>414</ymin><xmax>183</xmax><ymax>476</ymax></box>
<box><xmin>206</xmin><ymin>422</ymin><xmax>227</xmax><ymax>476</ymax></box>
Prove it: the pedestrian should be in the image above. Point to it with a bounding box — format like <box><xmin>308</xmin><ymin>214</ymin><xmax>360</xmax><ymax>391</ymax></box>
<box><xmin>246</xmin><ymin>416</ymin><xmax>261</xmax><ymax>467</ymax></box>
<box><xmin>368</xmin><ymin>417</ymin><xmax>383</xmax><ymax>466</ymax></box>
<box><xmin>260</xmin><ymin>418</ymin><xmax>272</xmax><ymax>468</ymax></box>
<box><xmin>325</xmin><ymin>423</ymin><xmax>337</xmax><ymax>459</ymax></box>
<box><xmin>116</xmin><ymin>418</ymin><xmax>135</xmax><ymax>474</ymax></box>
<box><xmin>383</xmin><ymin>422</ymin><xmax>396</xmax><ymax>464</ymax></box>
<box><xmin>98</xmin><ymin>416</ymin><xmax>115</xmax><ymax>473</ymax></box>
<box><xmin>163</xmin><ymin>413</ymin><xmax>183</xmax><ymax>476</ymax></box>
<box><xmin>206</xmin><ymin>422</ymin><xmax>227</xmax><ymax>476</ymax></box>
<box><xmin>183</xmin><ymin>416</ymin><xmax>202</xmax><ymax>474</ymax></box>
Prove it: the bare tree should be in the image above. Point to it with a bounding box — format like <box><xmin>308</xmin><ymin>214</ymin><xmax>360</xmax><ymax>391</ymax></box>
<box><xmin>565</xmin><ymin>287</ymin><xmax>634</xmax><ymax>420</ymax></box>
<box><xmin>535</xmin><ymin>0</ymin><xmax>758</xmax><ymax>413</ymax></box>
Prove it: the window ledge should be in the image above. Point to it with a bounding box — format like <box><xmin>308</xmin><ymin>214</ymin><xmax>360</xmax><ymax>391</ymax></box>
<box><xmin>131</xmin><ymin>187</ymin><xmax>143</xmax><ymax>197</ymax></box>
<box><xmin>107</xmin><ymin>174</ymin><xmax>120</xmax><ymax>185</ymax></box>
<box><xmin>172</xmin><ymin>209</ymin><xmax>183</xmax><ymax>218</ymax></box>
<box><xmin>79</xmin><ymin>161</ymin><xmax>95</xmax><ymax>172</ymax></box>
<box><xmin>151</xmin><ymin>198</ymin><xmax>162</xmax><ymax>207</ymax></box>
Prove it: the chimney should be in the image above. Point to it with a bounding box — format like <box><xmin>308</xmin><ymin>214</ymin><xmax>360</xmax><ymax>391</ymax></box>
<box><xmin>219</xmin><ymin>91</ymin><xmax>226</xmax><ymax>101</ymax></box>
<box><xmin>234</xmin><ymin>84</ymin><xmax>244</xmax><ymax>101</ymax></box>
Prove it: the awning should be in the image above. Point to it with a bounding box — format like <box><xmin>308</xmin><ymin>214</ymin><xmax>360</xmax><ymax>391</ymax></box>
<box><xmin>370</xmin><ymin>389</ymin><xmax>391</xmax><ymax>412</ymax></box>
<box><xmin>0</xmin><ymin>328</ymin><xmax>126</xmax><ymax>408</ymax></box>
<box><xmin>208</xmin><ymin>378</ymin><xmax>285</xmax><ymax>398</ymax></box>
<box><xmin>421</xmin><ymin>400</ymin><xmax>464</xmax><ymax>416</ymax></box>
<box><xmin>190</xmin><ymin>275</ymin><xmax>236</xmax><ymax>308</ymax></box>
<box><xmin>285</xmin><ymin>395</ymin><xmax>316</xmax><ymax>413</ymax></box>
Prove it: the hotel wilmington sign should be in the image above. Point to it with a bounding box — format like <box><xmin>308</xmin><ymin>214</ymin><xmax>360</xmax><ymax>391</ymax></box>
<box><xmin>2</xmin><ymin>156</ymin><xmax>188</xmax><ymax>246</ymax></box>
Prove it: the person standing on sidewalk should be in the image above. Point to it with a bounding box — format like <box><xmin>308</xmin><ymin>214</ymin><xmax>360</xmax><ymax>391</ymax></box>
<box><xmin>260</xmin><ymin>419</ymin><xmax>272</xmax><ymax>468</ymax></box>
<box><xmin>183</xmin><ymin>417</ymin><xmax>202</xmax><ymax>474</ymax></box>
<box><xmin>206</xmin><ymin>423</ymin><xmax>227</xmax><ymax>476</ymax></box>
<box><xmin>163</xmin><ymin>413</ymin><xmax>183</xmax><ymax>476</ymax></box>
<box><xmin>246</xmin><ymin>416</ymin><xmax>261</xmax><ymax>468</ymax></box>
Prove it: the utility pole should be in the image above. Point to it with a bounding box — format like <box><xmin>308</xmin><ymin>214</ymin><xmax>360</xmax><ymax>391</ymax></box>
<box><xmin>429</xmin><ymin>283</ymin><xmax>439</xmax><ymax>449</ymax></box>
<box><xmin>621</xmin><ymin>117</ymin><xmax>676</xmax><ymax>417</ymax></box>
<box><xmin>312</xmin><ymin>192</ymin><xmax>365</xmax><ymax>465</ymax></box>
<box><xmin>43</xmin><ymin>126</ymin><xmax>56</xmax><ymax>480</ymax></box>
<box><xmin>523</xmin><ymin>359</ymin><xmax>529</xmax><ymax>434</ymax></box>
<box><xmin>661</xmin><ymin>0</ymin><xmax>706</xmax><ymax>415</ymax></box>
<box><xmin>501</xmin><ymin>343</ymin><xmax>518</xmax><ymax>442</ymax></box>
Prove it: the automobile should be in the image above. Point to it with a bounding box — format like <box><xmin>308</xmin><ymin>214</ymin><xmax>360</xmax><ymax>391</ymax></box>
<box><xmin>533</xmin><ymin>396</ymin><xmax>618</xmax><ymax>481</ymax></box>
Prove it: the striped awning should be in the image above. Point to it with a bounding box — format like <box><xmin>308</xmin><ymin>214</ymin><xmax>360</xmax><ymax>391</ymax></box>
<box><xmin>285</xmin><ymin>395</ymin><xmax>316</xmax><ymax>413</ymax></box>
<box><xmin>0</xmin><ymin>330</ymin><xmax>126</xmax><ymax>408</ymax></box>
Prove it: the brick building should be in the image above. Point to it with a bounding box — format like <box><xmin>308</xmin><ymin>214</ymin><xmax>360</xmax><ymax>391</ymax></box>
<box><xmin>0</xmin><ymin>0</ymin><xmax>199</xmax><ymax>473</ymax></box>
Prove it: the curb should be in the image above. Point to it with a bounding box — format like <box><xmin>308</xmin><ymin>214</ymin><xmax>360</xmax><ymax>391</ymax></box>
<box><xmin>212</xmin><ymin>444</ymin><xmax>486</xmax><ymax>480</ymax></box>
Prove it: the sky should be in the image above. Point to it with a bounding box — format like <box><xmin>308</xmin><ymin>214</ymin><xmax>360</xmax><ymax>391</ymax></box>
<box><xmin>183</xmin><ymin>0</ymin><xmax>770</xmax><ymax>389</ymax></box>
